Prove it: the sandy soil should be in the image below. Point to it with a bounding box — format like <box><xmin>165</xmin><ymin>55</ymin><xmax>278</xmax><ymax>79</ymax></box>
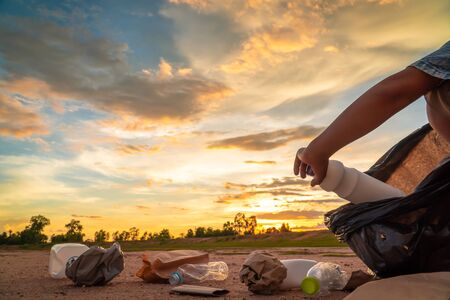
<box><xmin>0</xmin><ymin>247</ymin><xmax>367</xmax><ymax>300</ymax></box>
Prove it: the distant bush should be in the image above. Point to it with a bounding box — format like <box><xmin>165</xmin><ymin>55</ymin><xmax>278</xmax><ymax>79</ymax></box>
<box><xmin>0</xmin><ymin>215</ymin><xmax>50</xmax><ymax>245</ymax></box>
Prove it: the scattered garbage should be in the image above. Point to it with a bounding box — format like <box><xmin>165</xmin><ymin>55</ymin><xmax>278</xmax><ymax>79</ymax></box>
<box><xmin>65</xmin><ymin>242</ymin><xmax>124</xmax><ymax>286</ymax></box>
<box><xmin>49</xmin><ymin>243</ymin><xmax>89</xmax><ymax>279</ymax></box>
<box><xmin>135</xmin><ymin>250</ymin><xmax>209</xmax><ymax>283</ymax></box>
<box><xmin>170</xmin><ymin>284</ymin><xmax>230</xmax><ymax>297</ymax></box>
<box><xmin>326</xmin><ymin>125</ymin><xmax>450</xmax><ymax>277</ymax></box>
<box><xmin>239</xmin><ymin>250</ymin><xmax>287</xmax><ymax>295</ymax></box>
<box><xmin>169</xmin><ymin>261</ymin><xmax>228</xmax><ymax>285</ymax></box>
<box><xmin>279</xmin><ymin>259</ymin><xmax>317</xmax><ymax>290</ymax></box>
<box><xmin>301</xmin><ymin>262</ymin><xmax>350</xmax><ymax>296</ymax></box>
<box><xmin>308</xmin><ymin>159</ymin><xmax>405</xmax><ymax>204</ymax></box>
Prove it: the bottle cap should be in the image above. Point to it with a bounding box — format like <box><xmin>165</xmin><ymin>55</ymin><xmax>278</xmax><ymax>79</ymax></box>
<box><xmin>301</xmin><ymin>276</ymin><xmax>320</xmax><ymax>295</ymax></box>
<box><xmin>169</xmin><ymin>271</ymin><xmax>183</xmax><ymax>285</ymax></box>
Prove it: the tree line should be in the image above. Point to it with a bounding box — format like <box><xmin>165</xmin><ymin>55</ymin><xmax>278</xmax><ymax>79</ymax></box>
<box><xmin>0</xmin><ymin>213</ymin><xmax>291</xmax><ymax>245</ymax></box>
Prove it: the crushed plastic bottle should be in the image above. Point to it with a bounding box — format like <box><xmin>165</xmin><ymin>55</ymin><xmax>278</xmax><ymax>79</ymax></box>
<box><xmin>300</xmin><ymin>262</ymin><xmax>350</xmax><ymax>296</ymax></box>
<box><xmin>169</xmin><ymin>261</ymin><xmax>228</xmax><ymax>285</ymax></box>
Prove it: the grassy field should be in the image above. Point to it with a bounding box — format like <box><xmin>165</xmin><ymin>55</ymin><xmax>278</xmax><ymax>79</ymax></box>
<box><xmin>2</xmin><ymin>230</ymin><xmax>346</xmax><ymax>251</ymax></box>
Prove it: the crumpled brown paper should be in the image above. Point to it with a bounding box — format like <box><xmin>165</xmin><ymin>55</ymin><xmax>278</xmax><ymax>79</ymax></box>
<box><xmin>135</xmin><ymin>250</ymin><xmax>209</xmax><ymax>283</ymax></box>
<box><xmin>65</xmin><ymin>242</ymin><xmax>124</xmax><ymax>286</ymax></box>
<box><xmin>239</xmin><ymin>250</ymin><xmax>287</xmax><ymax>295</ymax></box>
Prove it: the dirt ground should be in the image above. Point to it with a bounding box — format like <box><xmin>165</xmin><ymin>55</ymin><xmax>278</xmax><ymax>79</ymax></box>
<box><xmin>0</xmin><ymin>247</ymin><xmax>367</xmax><ymax>300</ymax></box>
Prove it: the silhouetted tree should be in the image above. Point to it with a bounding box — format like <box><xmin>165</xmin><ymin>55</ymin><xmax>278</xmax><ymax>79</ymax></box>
<box><xmin>280</xmin><ymin>223</ymin><xmax>291</xmax><ymax>233</ymax></box>
<box><xmin>20</xmin><ymin>215</ymin><xmax>50</xmax><ymax>244</ymax></box>
<box><xmin>234</xmin><ymin>213</ymin><xmax>247</xmax><ymax>235</ymax></box>
<box><xmin>186</xmin><ymin>228</ymin><xmax>194</xmax><ymax>238</ymax></box>
<box><xmin>0</xmin><ymin>232</ymin><xmax>7</xmax><ymax>244</ymax></box>
<box><xmin>140</xmin><ymin>231</ymin><xmax>148</xmax><ymax>241</ymax></box>
<box><xmin>222</xmin><ymin>221</ymin><xmax>236</xmax><ymax>236</ymax></box>
<box><xmin>129</xmin><ymin>227</ymin><xmax>140</xmax><ymax>241</ymax></box>
<box><xmin>112</xmin><ymin>231</ymin><xmax>120</xmax><ymax>241</ymax></box>
<box><xmin>51</xmin><ymin>233</ymin><xmax>68</xmax><ymax>243</ymax></box>
<box><xmin>195</xmin><ymin>227</ymin><xmax>206</xmax><ymax>237</ymax></box>
<box><xmin>206</xmin><ymin>227</ymin><xmax>214</xmax><ymax>236</ymax></box>
<box><xmin>233</xmin><ymin>213</ymin><xmax>257</xmax><ymax>235</ymax></box>
<box><xmin>94</xmin><ymin>229</ymin><xmax>109</xmax><ymax>242</ymax></box>
<box><xmin>157</xmin><ymin>228</ymin><xmax>171</xmax><ymax>241</ymax></box>
<box><xmin>118</xmin><ymin>230</ymin><xmax>130</xmax><ymax>241</ymax></box>
<box><xmin>265</xmin><ymin>227</ymin><xmax>280</xmax><ymax>234</ymax></box>
<box><xmin>244</xmin><ymin>216</ymin><xmax>257</xmax><ymax>235</ymax></box>
<box><xmin>1</xmin><ymin>230</ymin><xmax>22</xmax><ymax>245</ymax></box>
<box><xmin>64</xmin><ymin>219</ymin><xmax>84</xmax><ymax>242</ymax></box>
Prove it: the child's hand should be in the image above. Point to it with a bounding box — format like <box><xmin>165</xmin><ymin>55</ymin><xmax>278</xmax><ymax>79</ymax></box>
<box><xmin>293</xmin><ymin>145</ymin><xmax>329</xmax><ymax>186</ymax></box>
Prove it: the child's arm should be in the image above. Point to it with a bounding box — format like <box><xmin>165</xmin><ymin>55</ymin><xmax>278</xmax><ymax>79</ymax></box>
<box><xmin>294</xmin><ymin>66</ymin><xmax>442</xmax><ymax>186</ymax></box>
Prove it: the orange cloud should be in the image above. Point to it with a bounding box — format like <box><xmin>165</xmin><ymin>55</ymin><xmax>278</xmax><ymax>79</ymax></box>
<box><xmin>244</xmin><ymin>160</ymin><xmax>276</xmax><ymax>165</ymax></box>
<box><xmin>225</xmin><ymin>176</ymin><xmax>309</xmax><ymax>190</ymax></box>
<box><xmin>136</xmin><ymin>205</ymin><xmax>151</xmax><ymax>210</ymax></box>
<box><xmin>0</xmin><ymin>19</ymin><xmax>232</xmax><ymax>122</ymax></box>
<box><xmin>0</xmin><ymin>93</ymin><xmax>48</xmax><ymax>138</ymax></box>
<box><xmin>115</xmin><ymin>144</ymin><xmax>161</xmax><ymax>155</ymax></box>
<box><xmin>145</xmin><ymin>178</ymin><xmax>173</xmax><ymax>188</ymax></box>
<box><xmin>158</xmin><ymin>58</ymin><xmax>174</xmax><ymax>79</ymax></box>
<box><xmin>71</xmin><ymin>214</ymin><xmax>102</xmax><ymax>219</ymax></box>
<box><xmin>256</xmin><ymin>210</ymin><xmax>324</xmax><ymax>220</ymax></box>
<box><xmin>0</xmin><ymin>77</ymin><xmax>68</xmax><ymax>100</ymax></box>
<box><xmin>287</xmin><ymin>199</ymin><xmax>346</xmax><ymax>205</ymax></box>
<box><xmin>217</xmin><ymin>189</ymin><xmax>309</xmax><ymax>204</ymax></box>
<box><xmin>208</xmin><ymin>125</ymin><xmax>323</xmax><ymax>151</ymax></box>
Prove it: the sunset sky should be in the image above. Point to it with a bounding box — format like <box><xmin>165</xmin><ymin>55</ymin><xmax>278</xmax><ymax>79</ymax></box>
<box><xmin>0</xmin><ymin>0</ymin><xmax>448</xmax><ymax>239</ymax></box>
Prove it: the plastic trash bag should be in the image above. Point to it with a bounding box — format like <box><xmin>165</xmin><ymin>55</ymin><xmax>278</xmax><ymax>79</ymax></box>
<box><xmin>65</xmin><ymin>242</ymin><xmax>124</xmax><ymax>286</ymax></box>
<box><xmin>325</xmin><ymin>125</ymin><xmax>450</xmax><ymax>278</ymax></box>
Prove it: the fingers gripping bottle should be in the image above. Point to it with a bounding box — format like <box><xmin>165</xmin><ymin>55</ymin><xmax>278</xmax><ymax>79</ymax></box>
<box><xmin>169</xmin><ymin>262</ymin><xmax>228</xmax><ymax>285</ymax></box>
<box><xmin>301</xmin><ymin>262</ymin><xmax>350</xmax><ymax>296</ymax></box>
<box><xmin>306</xmin><ymin>160</ymin><xmax>405</xmax><ymax>204</ymax></box>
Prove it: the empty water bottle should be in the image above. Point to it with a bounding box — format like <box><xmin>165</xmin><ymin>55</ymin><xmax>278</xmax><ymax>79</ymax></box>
<box><xmin>169</xmin><ymin>262</ymin><xmax>228</xmax><ymax>285</ymax></box>
<box><xmin>300</xmin><ymin>262</ymin><xmax>350</xmax><ymax>296</ymax></box>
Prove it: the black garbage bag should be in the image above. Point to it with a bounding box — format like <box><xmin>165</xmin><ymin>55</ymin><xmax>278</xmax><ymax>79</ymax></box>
<box><xmin>325</xmin><ymin>125</ymin><xmax>450</xmax><ymax>278</ymax></box>
<box><xmin>65</xmin><ymin>242</ymin><xmax>124</xmax><ymax>286</ymax></box>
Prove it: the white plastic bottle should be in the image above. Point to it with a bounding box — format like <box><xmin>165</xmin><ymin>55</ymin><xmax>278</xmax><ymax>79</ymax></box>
<box><xmin>279</xmin><ymin>259</ymin><xmax>317</xmax><ymax>290</ymax></box>
<box><xmin>301</xmin><ymin>262</ymin><xmax>350</xmax><ymax>296</ymax></box>
<box><xmin>306</xmin><ymin>160</ymin><xmax>405</xmax><ymax>203</ymax></box>
<box><xmin>49</xmin><ymin>243</ymin><xmax>89</xmax><ymax>279</ymax></box>
<box><xmin>169</xmin><ymin>262</ymin><xmax>229</xmax><ymax>285</ymax></box>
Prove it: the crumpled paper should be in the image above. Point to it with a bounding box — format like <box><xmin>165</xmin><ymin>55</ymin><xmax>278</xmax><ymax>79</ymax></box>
<box><xmin>239</xmin><ymin>250</ymin><xmax>287</xmax><ymax>295</ymax></box>
<box><xmin>65</xmin><ymin>242</ymin><xmax>124</xmax><ymax>286</ymax></box>
<box><xmin>135</xmin><ymin>250</ymin><xmax>209</xmax><ymax>283</ymax></box>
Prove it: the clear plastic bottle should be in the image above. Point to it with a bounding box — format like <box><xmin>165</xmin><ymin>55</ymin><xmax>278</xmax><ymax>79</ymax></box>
<box><xmin>169</xmin><ymin>262</ymin><xmax>229</xmax><ymax>285</ymax></box>
<box><xmin>300</xmin><ymin>262</ymin><xmax>350</xmax><ymax>296</ymax></box>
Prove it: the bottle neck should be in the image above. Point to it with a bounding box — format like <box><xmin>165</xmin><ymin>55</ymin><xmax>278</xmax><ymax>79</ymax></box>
<box><xmin>169</xmin><ymin>271</ymin><xmax>183</xmax><ymax>285</ymax></box>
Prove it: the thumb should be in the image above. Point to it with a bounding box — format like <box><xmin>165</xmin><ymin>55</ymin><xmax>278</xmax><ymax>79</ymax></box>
<box><xmin>311</xmin><ymin>176</ymin><xmax>319</xmax><ymax>187</ymax></box>
<box><xmin>310</xmin><ymin>169</ymin><xmax>326</xmax><ymax>187</ymax></box>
